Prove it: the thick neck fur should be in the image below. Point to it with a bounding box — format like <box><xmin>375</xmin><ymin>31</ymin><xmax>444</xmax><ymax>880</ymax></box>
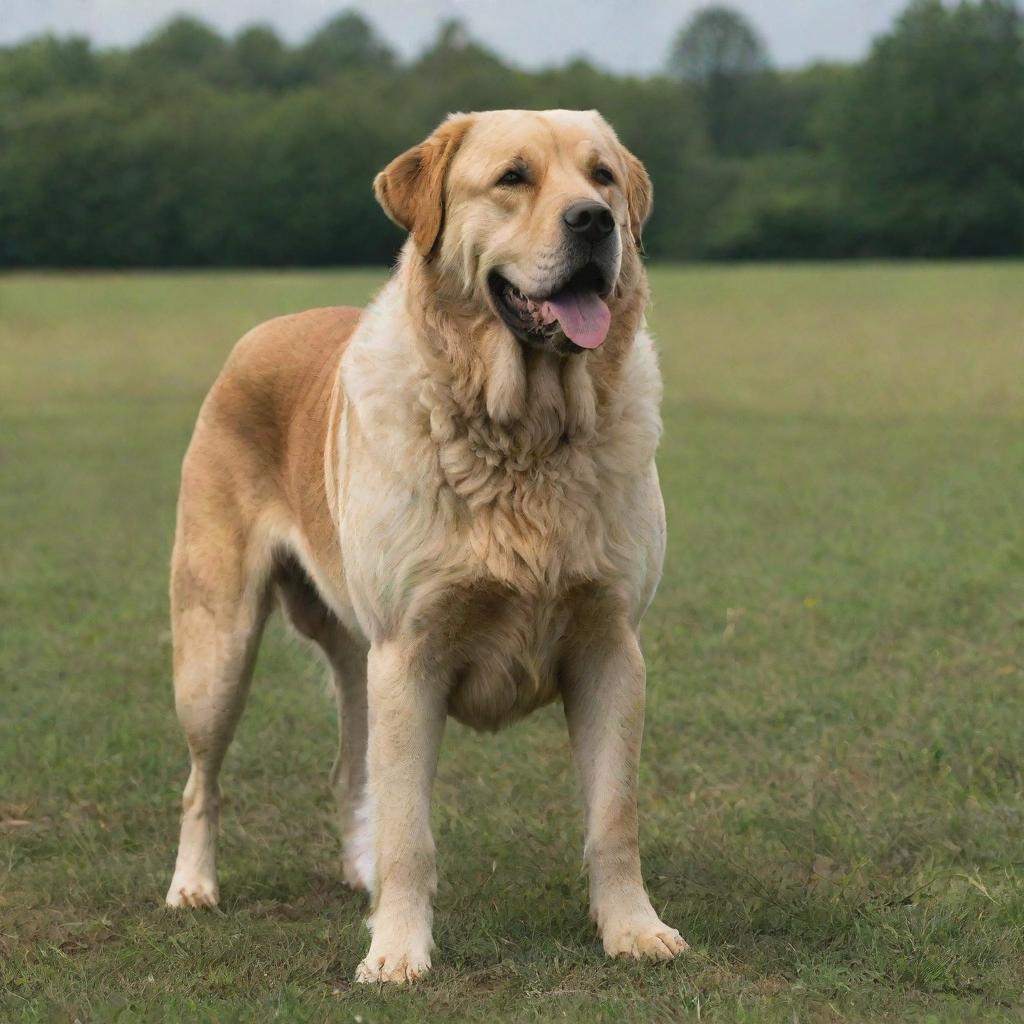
<box><xmin>402</xmin><ymin>242</ymin><xmax>648</xmax><ymax>464</ymax></box>
<box><xmin>346</xmin><ymin>242</ymin><xmax>655</xmax><ymax>595</ymax></box>
<box><xmin>399</xmin><ymin>245</ymin><xmax>649</xmax><ymax>591</ymax></box>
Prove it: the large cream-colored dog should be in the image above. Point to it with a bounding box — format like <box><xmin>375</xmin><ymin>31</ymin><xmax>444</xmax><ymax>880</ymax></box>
<box><xmin>165</xmin><ymin>108</ymin><xmax>686</xmax><ymax>982</ymax></box>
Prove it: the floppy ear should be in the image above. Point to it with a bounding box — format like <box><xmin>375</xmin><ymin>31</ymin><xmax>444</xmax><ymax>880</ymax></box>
<box><xmin>373</xmin><ymin>114</ymin><xmax>475</xmax><ymax>258</ymax></box>
<box><xmin>621</xmin><ymin>147</ymin><xmax>653</xmax><ymax>247</ymax></box>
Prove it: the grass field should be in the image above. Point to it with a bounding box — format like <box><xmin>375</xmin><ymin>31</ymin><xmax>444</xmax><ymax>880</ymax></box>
<box><xmin>2</xmin><ymin>263</ymin><xmax>1023</xmax><ymax>1022</ymax></box>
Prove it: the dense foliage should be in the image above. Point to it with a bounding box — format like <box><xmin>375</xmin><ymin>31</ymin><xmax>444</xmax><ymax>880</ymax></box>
<box><xmin>1</xmin><ymin>1</ymin><xmax>1021</xmax><ymax>266</ymax></box>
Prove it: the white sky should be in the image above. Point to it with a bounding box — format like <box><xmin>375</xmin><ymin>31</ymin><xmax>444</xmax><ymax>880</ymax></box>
<box><xmin>2</xmin><ymin>0</ymin><xmax>912</xmax><ymax>72</ymax></box>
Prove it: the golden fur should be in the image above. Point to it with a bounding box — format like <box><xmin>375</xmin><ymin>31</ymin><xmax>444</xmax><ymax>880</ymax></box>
<box><xmin>165</xmin><ymin>109</ymin><xmax>686</xmax><ymax>983</ymax></box>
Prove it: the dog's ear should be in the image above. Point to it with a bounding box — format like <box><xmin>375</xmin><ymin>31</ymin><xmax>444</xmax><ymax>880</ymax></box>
<box><xmin>620</xmin><ymin>146</ymin><xmax>653</xmax><ymax>248</ymax></box>
<box><xmin>373</xmin><ymin>114</ymin><xmax>475</xmax><ymax>258</ymax></box>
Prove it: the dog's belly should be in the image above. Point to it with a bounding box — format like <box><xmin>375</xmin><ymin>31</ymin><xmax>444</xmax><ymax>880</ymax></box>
<box><xmin>438</xmin><ymin>585</ymin><xmax>571</xmax><ymax>732</ymax></box>
<box><xmin>448</xmin><ymin>651</ymin><xmax>560</xmax><ymax>732</ymax></box>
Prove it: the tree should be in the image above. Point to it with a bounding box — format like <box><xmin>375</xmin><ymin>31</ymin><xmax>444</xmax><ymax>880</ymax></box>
<box><xmin>834</xmin><ymin>0</ymin><xmax>1024</xmax><ymax>255</ymax></box>
<box><xmin>410</xmin><ymin>19</ymin><xmax>519</xmax><ymax>117</ymax></box>
<box><xmin>300</xmin><ymin>11</ymin><xmax>396</xmax><ymax>79</ymax></box>
<box><xmin>668</xmin><ymin>5</ymin><xmax>768</xmax><ymax>83</ymax></box>
<box><xmin>134</xmin><ymin>16</ymin><xmax>226</xmax><ymax>73</ymax></box>
<box><xmin>667</xmin><ymin>5</ymin><xmax>773</xmax><ymax>155</ymax></box>
<box><xmin>231</xmin><ymin>25</ymin><xmax>292</xmax><ymax>90</ymax></box>
<box><xmin>0</xmin><ymin>35</ymin><xmax>98</xmax><ymax>99</ymax></box>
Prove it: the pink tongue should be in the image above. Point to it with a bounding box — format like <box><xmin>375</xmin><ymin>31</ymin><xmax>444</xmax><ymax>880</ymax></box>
<box><xmin>540</xmin><ymin>289</ymin><xmax>610</xmax><ymax>349</ymax></box>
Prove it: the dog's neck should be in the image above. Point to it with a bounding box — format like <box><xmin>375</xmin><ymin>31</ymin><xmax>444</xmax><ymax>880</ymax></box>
<box><xmin>400</xmin><ymin>248</ymin><xmax>647</xmax><ymax>471</ymax></box>
<box><xmin>346</xmin><ymin>247</ymin><xmax>655</xmax><ymax>592</ymax></box>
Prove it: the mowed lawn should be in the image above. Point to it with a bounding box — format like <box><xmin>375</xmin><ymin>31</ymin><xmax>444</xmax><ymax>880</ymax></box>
<box><xmin>2</xmin><ymin>264</ymin><xmax>1023</xmax><ymax>1023</ymax></box>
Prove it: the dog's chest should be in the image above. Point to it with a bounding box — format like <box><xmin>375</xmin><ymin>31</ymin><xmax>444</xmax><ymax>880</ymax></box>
<box><xmin>451</xmin><ymin>446</ymin><xmax>610</xmax><ymax>594</ymax></box>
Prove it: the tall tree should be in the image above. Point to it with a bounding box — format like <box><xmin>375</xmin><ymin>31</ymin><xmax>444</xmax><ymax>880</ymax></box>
<box><xmin>411</xmin><ymin>18</ymin><xmax>516</xmax><ymax>116</ymax></box>
<box><xmin>231</xmin><ymin>25</ymin><xmax>291</xmax><ymax>90</ymax></box>
<box><xmin>667</xmin><ymin>5</ymin><xmax>772</xmax><ymax>155</ymax></box>
<box><xmin>134</xmin><ymin>16</ymin><xmax>226</xmax><ymax>73</ymax></box>
<box><xmin>300</xmin><ymin>11</ymin><xmax>396</xmax><ymax>79</ymax></box>
<box><xmin>835</xmin><ymin>0</ymin><xmax>1024</xmax><ymax>255</ymax></box>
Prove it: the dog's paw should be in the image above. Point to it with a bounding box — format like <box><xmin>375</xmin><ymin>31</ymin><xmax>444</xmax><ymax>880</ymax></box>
<box><xmin>355</xmin><ymin>951</ymin><xmax>431</xmax><ymax>984</ymax></box>
<box><xmin>601</xmin><ymin>916</ymin><xmax>688</xmax><ymax>961</ymax></box>
<box><xmin>165</xmin><ymin>874</ymin><xmax>219</xmax><ymax>909</ymax></box>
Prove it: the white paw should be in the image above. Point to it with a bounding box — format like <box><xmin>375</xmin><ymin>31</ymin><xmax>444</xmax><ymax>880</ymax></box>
<box><xmin>165</xmin><ymin>873</ymin><xmax>219</xmax><ymax>909</ymax></box>
<box><xmin>601</xmin><ymin>915</ymin><xmax>688</xmax><ymax>961</ymax></box>
<box><xmin>355</xmin><ymin>950</ymin><xmax>431</xmax><ymax>984</ymax></box>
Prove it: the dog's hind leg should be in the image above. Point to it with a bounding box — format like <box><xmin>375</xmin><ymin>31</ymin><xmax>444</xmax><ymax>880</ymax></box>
<box><xmin>165</xmin><ymin>515</ymin><xmax>273</xmax><ymax>910</ymax></box>
<box><xmin>329</xmin><ymin>639</ymin><xmax>371</xmax><ymax>891</ymax></box>
<box><xmin>274</xmin><ymin>555</ymin><xmax>371</xmax><ymax>891</ymax></box>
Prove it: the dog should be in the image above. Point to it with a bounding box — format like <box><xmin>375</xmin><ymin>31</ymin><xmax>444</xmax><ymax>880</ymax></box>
<box><xmin>165</xmin><ymin>108</ymin><xmax>686</xmax><ymax>982</ymax></box>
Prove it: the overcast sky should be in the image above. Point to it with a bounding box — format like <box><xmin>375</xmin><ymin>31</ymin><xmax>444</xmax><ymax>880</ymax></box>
<box><xmin>3</xmin><ymin>0</ymin><xmax>912</xmax><ymax>72</ymax></box>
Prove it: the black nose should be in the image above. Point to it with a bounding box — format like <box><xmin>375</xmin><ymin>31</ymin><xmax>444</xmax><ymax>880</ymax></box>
<box><xmin>563</xmin><ymin>200</ymin><xmax>615</xmax><ymax>243</ymax></box>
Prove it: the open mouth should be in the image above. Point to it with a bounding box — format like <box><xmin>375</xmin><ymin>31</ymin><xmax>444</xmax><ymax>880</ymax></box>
<box><xmin>488</xmin><ymin>264</ymin><xmax>612</xmax><ymax>353</ymax></box>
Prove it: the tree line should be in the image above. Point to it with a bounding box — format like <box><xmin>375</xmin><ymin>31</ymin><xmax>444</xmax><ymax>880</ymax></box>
<box><xmin>1</xmin><ymin>1</ymin><xmax>1022</xmax><ymax>267</ymax></box>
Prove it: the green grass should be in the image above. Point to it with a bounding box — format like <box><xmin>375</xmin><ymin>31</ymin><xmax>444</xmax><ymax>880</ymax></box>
<box><xmin>2</xmin><ymin>263</ymin><xmax>1023</xmax><ymax>1022</ymax></box>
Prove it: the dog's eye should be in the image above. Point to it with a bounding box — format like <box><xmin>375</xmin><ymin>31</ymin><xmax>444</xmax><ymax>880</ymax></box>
<box><xmin>593</xmin><ymin>166</ymin><xmax>615</xmax><ymax>186</ymax></box>
<box><xmin>497</xmin><ymin>168</ymin><xmax>527</xmax><ymax>187</ymax></box>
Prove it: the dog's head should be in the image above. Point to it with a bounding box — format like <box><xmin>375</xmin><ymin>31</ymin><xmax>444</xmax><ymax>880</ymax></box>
<box><xmin>374</xmin><ymin>109</ymin><xmax>652</xmax><ymax>358</ymax></box>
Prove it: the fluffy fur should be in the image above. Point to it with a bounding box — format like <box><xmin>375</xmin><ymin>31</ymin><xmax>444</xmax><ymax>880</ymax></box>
<box><xmin>165</xmin><ymin>109</ymin><xmax>686</xmax><ymax>983</ymax></box>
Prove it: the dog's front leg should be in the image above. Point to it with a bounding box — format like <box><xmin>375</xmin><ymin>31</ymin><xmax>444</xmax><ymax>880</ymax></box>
<box><xmin>562</xmin><ymin>629</ymin><xmax>688</xmax><ymax>960</ymax></box>
<box><xmin>355</xmin><ymin>641</ymin><xmax>445</xmax><ymax>984</ymax></box>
